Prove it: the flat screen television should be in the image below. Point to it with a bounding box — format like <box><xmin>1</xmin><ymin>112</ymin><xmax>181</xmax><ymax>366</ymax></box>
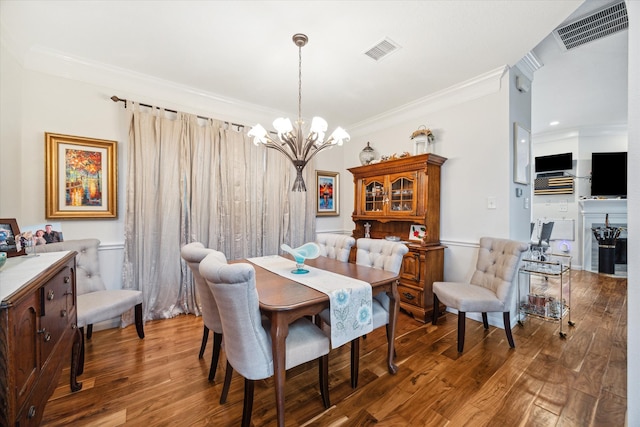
<box><xmin>591</xmin><ymin>152</ymin><xmax>627</xmax><ymax>197</ymax></box>
<box><xmin>534</xmin><ymin>152</ymin><xmax>573</xmax><ymax>173</ymax></box>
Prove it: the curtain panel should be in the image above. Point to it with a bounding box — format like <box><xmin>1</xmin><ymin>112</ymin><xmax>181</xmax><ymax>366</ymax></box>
<box><xmin>122</xmin><ymin>103</ymin><xmax>316</xmax><ymax>321</ymax></box>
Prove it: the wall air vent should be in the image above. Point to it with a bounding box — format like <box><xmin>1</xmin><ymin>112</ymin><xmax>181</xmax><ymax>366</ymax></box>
<box><xmin>364</xmin><ymin>38</ymin><xmax>401</xmax><ymax>61</ymax></box>
<box><xmin>553</xmin><ymin>1</ymin><xmax>627</xmax><ymax>51</ymax></box>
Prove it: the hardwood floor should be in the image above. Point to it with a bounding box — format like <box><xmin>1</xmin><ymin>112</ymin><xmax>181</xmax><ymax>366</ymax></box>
<box><xmin>42</xmin><ymin>270</ymin><xmax>627</xmax><ymax>426</ymax></box>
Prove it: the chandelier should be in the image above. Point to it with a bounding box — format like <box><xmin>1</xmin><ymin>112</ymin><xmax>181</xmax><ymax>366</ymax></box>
<box><xmin>248</xmin><ymin>33</ymin><xmax>350</xmax><ymax>191</ymax></box>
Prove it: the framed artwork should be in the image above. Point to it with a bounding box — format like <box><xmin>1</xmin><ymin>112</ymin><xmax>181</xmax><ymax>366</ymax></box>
<box><xmin>45</xmin><ymin>133</ymin><xmax>118</xmax><ymax>219</ymax></box>
<box><xmin>0</xmin><ymin>218</ymin><xmax>26</xmax><ymax>257</ymax></box>
<box><xmin>408</xmin><ymin>224</ymin><xmax>426</xmax><ymax>241</ymax></box>
<box><xmin>316</xmin><ymin>170</ymin><xmax>339</xmax><ymax>216</ymax></box>
<box><xmin>514</xmin><ymin>123</ymin><xmax>531</xmax><ymax>185</ymax></box>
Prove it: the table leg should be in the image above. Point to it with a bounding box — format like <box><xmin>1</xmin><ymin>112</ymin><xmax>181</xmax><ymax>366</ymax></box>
<box><xmin>386</xmin><ymin>280</ymin><xmax>399</xmax><ymax>374</ymax></box>
<box><xmin>270</xmin><ymin>312</ymin><xmax>289</xmax><ymax>427</ymax></box>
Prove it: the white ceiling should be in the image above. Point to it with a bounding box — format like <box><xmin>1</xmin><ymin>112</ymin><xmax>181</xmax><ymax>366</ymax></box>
<box><xmin>0</xmin><ymin>0</ymin><xmax>627</xmax><ymax>134</ymax></box>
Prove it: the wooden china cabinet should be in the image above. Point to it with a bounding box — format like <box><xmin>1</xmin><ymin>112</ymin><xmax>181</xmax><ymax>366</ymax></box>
<box><xmin>349</xmin><ymin>153</ymin><xmax>447</xmax><ymax>322</ymax></box>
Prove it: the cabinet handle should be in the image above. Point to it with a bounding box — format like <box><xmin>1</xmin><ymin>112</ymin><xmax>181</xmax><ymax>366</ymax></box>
<box><xmin>60</xmin><ymin>309</ymin><xmax>67</xmax><ymax>317</ymax></box>
<box><xmin>402</xmin><ymin>292</ymin><xmax>415</xmax><ymax>300</ymax></box>
<box><xmin>37</xmin><ymin>328</ymin><xmax>52</xmax><ymax>342</ymax></box>
<box><xmin>64</xmin><ymin>276</ymin><xmax>71</xmax><ymax>283</ymax></box>
<box><xmin>47</xmin><ymin>289</ymin><xmax>55</xmax><ymax>300</ymax></box>
<box><xmin>71</xmin><ymin>323</ymin><xmax>77</xmax><ymax>329</ymax></box>
<box><xmin>27</xmin><ymin>405</ymin><xmax>37</xmax><ymax>419</ymax></box>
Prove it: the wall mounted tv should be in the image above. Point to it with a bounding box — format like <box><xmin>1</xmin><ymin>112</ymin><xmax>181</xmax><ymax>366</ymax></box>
<box><xmin>591</xmin><ymin>152</ymin><xmax>627</xmax><ymax>197</ymax></box>
<box><xmin>534</xmin><ymin>152</ymin><xmax>573</xmax><ymax>173</ymax></box>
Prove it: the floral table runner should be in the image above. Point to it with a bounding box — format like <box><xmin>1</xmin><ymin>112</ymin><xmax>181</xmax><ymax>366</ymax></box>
<box><xmin>248</xmin><ymin>255</ymin><xmax>373</xmax><ymax>349</ymax></box>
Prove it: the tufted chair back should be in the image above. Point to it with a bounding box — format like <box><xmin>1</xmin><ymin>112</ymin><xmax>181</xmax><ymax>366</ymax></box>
<box><xmin>315</xmin><ymin>233</ymin><xmax>356</xmax><ymax>262</ymax></box>
<box><xmin>355</xmin><ymin>238</ymin><xmax>408</xmax><ymax>274</ymax></box>
<box><xmin>470</xmin><ymin>237</ymin><xmax>530</xmax><ymax>307</ymax></box>
<box><xmin>37</xmin><ymin>238</ymin><xmax>105</xmax><ymax>295</ymax></box>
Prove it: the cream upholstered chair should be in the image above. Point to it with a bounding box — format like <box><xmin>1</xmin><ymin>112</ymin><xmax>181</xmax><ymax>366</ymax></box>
<box><xmin>319</xmin><ymin>237</ymin><xmax>408</xmax><ymax>388</ymax></box>
<box><xmin>200</xmin><ymin>254</ymin><xmax>330</xmax><ymax>426</ymax></box>
<box><xmin>432</xmin><ymin>237</ymin><xmax>528</xmax><ymax>353</ymax></box>
<box><xmin>315</xmin><ymin>233</ymin><xmax>356</xmax><ymax>262</ymax></box>
<box><xmin>38</xmin><ymin>238</ymin><xmax>143</xmax><ymax>373</ymax></box>
<box><xmin>181</xmin><ymin>242</ymin><xmax>227</xmax><ymax>381</ymax></box>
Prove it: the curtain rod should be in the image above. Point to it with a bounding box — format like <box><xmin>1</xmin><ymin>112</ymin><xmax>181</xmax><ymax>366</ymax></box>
<box><xmin>110</xmin><ymin>95</ymin><xmax>246</xmax><ymax>130</ymax></box>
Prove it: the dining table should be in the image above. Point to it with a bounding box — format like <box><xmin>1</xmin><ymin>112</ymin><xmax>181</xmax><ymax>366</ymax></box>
<box><xmin>247</xmin><ymin>255</ymin><xmax>401</xmax><ymax>427</ymax></box>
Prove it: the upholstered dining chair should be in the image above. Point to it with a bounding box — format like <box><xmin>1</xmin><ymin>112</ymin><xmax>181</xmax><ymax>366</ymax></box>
<box><xmin>181</xmin><ymin>242</ymin><xmax>227</xmax><ymax>381</ymax></box>
<box><xmin>37</xmin><ymin>238</ymin><xmax>144</xmax><ymax>374</ymax></box>
<box><xmin>432</xmin><ymin>237</ymin><xmax>529</xmax><ymax>352</ymax></box>
<box><xmin>315</xmin><ymin>233</ymin><xmax>356</xmax><ymax>262</ymax></box>
<box><xmin>319</xmin><ymin>237</ymin><xmax>408</xmax><ymax>388</ymax></box>
<box><xmin>199</xmin><ymin>253</ymin><xmax>331</xmax><ymax>427</ymax></box>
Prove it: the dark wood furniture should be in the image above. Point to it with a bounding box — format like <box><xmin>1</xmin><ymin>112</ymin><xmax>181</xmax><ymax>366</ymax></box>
<box><xmin>248</xmin><ymin>256</ymin><xmax>400</xmax><ymax>427</ymax></box>
<box><xmin>0</xmin><ymin>252</ymin><xmax>82</xmax><ymax>427</ymax></box>
<box><xmin>348</xmin><ymin>153</ymin><xmax>447</xmax><ymax>322</ymax></box>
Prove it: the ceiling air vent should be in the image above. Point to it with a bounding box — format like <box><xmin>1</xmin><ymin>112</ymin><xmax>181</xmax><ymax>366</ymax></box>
<box><xmin>364</xmin><ymin>38</ymin><xmax>401</xmax><ymax>61</ymax></box>
<box><xmin>553</xmin><ymin>1</ymin><xmax>628</xmax><ymax>51</ymax></box>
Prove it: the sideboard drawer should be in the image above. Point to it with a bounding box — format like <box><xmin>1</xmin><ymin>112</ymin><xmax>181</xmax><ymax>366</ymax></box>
<box><xmin>398</xmin><ymin>283</ymin><xmax>423</xmax><ymax>308</ymax></box>
<box><xmin>40</xmin><ymin>264</ymin><xmax>74</xmax><ymax>365</ymax></box>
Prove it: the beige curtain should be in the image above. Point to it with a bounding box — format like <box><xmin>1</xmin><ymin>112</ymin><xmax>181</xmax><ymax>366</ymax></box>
<box><xmin>122</xmin><ymin>103</ymin><xmax>316</xmax><ymax>321</ymax></box>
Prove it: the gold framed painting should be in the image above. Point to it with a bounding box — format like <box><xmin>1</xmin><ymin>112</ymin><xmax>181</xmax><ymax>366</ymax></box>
<box><xmin>316</xmin><ymin>170</ymin><xmax>339</xmax><ymax>216</ymax></box>
<box><xmin>45</xmin><ymin>133</ymin><xmax>118</xmax><ymax>219</ymax></box>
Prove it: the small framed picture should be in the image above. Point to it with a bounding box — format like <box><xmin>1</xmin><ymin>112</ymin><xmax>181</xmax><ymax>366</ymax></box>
<box><xmin>0</xmin><ymin>218</ymin><xmax>26</xmax><ymax>257</ymax></box>
<box><xmin>408</xmin><ymin>224</ymin><xmax>426</xmax><ymax>241</ymax></box>
<box><xmin>316</xmin><ymin>170</ymin><xmax>339</xmax><ymax>216</ymax></box>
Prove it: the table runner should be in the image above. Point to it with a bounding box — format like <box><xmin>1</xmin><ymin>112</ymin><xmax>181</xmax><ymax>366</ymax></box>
<box><xmin>248</xmin><ymin>255</ymin><xmax>373</xmax><ymax>349</ymax></box>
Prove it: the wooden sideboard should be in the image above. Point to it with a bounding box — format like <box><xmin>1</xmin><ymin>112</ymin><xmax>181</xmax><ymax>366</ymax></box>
<box><xmin>0</xmin><ymin>251</ymin><xmax>82</xmax><ymax>427</ymax></box>
<box><xmin>349</xmin><ymin>154</ymin><xmax>447</xmax><ymax>322</ymax></box>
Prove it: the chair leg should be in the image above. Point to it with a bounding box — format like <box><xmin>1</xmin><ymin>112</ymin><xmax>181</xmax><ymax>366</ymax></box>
<box><xmin>241</xmin><ymin>378</ymin><xmax>254</xmax><ymax>427</ymax></box>
<box><xmin>220</xmin><ymin>360</ymin><xmax>234</xmax><ymax>404</ymax></box>
<box><xmin>503</xmin><ymin>312</ymin><xmax>516</xmax><ymax>348</ymax></box>
<box><xmin>457</xmin><ymin>312</ymin><xmax>466</xmax><ymax>353</ymax></box>
<box><xmin>134</xmin><ymin>303</ymin><xmax>145</xmax><ymax>339</ymax></box>
<box><xmin>350</xmin><ymin>337</ymin><xmax>360</xmax><ymax>388</ymax></box>
<box><xmin>86</xmin><ymin>324</ymin><xmax>93</xmax><ymax>340</ymax></box>
<box><xmin>78</xmin><ymin>326</ymin><xmax>85</xmax><ymax>375</ymax></box>
<box><xmin>208</xmin><ymin>332</ymin><xmax>222</xmax><ymax>381</ymax></box>
<box><xmin>199</xmin><ymin>326</ymin><xmax>209</xmax><ymax>359</ymax></box>
<box><xmin>432</xmin><ymin>294</ymin><xmax>440</xmax><ymax>325</ymax></box>
<box><xmin>319</xmin><ymin>354</ymin><xmax>330</xmax><ymax>408</ymax></box>
<box><xmin>482</xmin><ymin>312</ymin><xmax>489</xmax><ymax>329</ymax></box>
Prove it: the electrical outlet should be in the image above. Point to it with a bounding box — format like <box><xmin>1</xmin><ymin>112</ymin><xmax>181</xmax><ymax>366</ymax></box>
<box><xmin>559</xmin><ymin>200</ymin><xmax>568</xmax><ymax>212</ymax></box>
<box><xmin>524</xmin><ymin>197</ymin><xmax>530</xmax><ymax>209</ymax></box>
<box><xmin>487</xmin><ymin>197</ymin><xmax>497</xmax><ymax>209</ymax></box>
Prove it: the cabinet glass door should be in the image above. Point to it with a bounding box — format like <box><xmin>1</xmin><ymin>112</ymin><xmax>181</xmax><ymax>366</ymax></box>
<box><xmin>389</xmin><ymin>174</ymin><xmax>416</xmax><ymax>214</ymax></box>
<box><xmin>364</xmin><ymin>179</ymin><xmax>386</xmax><ymax>213</ymax></box>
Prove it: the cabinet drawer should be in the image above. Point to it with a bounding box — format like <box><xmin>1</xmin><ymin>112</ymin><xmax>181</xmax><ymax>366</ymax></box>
<box><xmin>40</xmin><ymin>265</ymin><xmax>73</xmax><ymax>365</ymax></box>
<box><xmin>398</xmin><ymin>283</ymin><xmax>423</xmax><ymax>308</ymax></box>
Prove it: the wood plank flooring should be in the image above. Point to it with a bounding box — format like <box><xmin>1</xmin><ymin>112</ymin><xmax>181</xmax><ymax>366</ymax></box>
<box><xmin>41</xmin><ymin>270</ymin><xmax>627</xmax><ymax>426</ymax></box>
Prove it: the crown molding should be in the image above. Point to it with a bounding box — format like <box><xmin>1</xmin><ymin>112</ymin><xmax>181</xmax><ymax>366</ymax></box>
<box><xmin>347</xmin><ymin>65</ymin><xmax>509</xmax><ymax>137</ymax></box>
<box><xmin>21</xmin><ymin>45</ymin><xmax>287</xmax><ymax>125</ymax></box>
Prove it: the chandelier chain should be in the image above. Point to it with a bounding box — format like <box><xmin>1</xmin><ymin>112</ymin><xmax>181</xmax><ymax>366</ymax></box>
<box><xmin>298</xmin><ymin>43</ymin><xmax>302</xmax><ymax>121</ymax></box>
